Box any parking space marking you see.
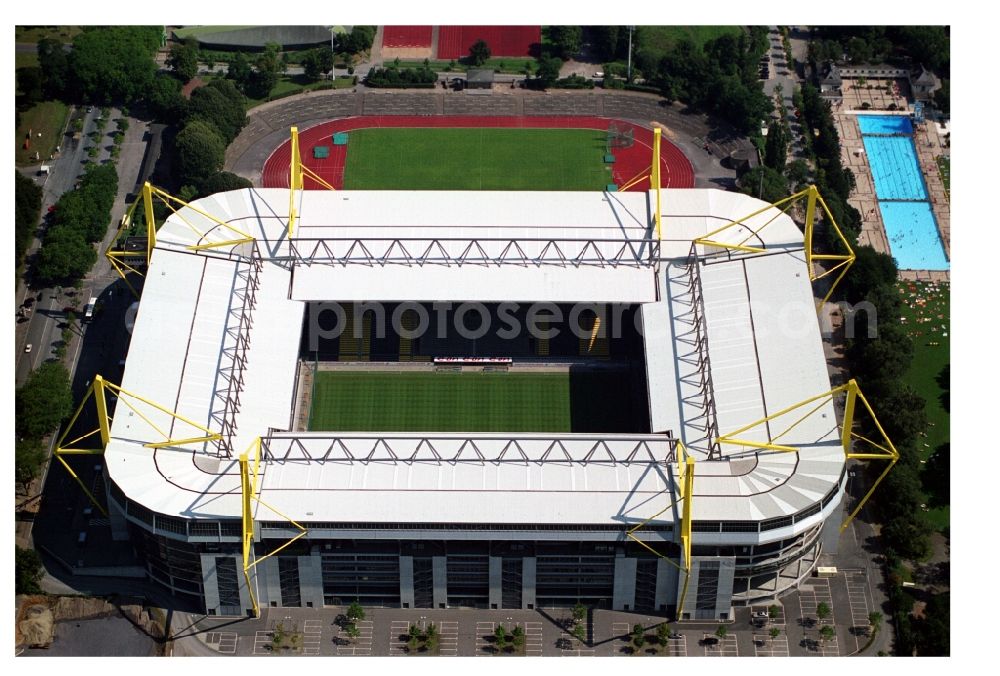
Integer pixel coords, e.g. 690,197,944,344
524,621,542,656
753,634,789,657
335,620,373,655
668,635,687,656
612,622,631,655
302,619,321,655
475,621,496,656
752,603,785,627
216,631,237,654
819,635,840,656
704,634,738,657
253,630,272,655
389,620,410,656
439,621,459,656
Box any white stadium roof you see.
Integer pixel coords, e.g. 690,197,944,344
105,187,844,532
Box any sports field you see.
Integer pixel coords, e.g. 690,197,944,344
309,370,642,433
342,128,612,191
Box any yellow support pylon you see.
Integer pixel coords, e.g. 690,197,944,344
714,379,898,532
626,440,695,619
239,436,308,617
652,127,663,240
691,185,855,312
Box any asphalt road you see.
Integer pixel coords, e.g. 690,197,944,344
15,107,150,388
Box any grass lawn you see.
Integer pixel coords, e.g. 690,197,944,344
15,100,69,166
343,128,611,190
896,279,950,530
15,26,83,44
636,26,743,60
398,57,536,74
172,25,256,39
309,370,640,433
16,52,39,68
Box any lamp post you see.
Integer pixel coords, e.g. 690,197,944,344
328,26,336,81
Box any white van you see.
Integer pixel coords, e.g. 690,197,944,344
38,165,51,175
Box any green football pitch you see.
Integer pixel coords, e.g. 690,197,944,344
342,128,613,191
308,370,642,433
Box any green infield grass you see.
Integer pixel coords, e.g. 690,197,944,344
309,370,641,433
342,128,612,190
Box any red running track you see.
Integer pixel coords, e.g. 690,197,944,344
437,26,540,59
262,116,695,191
382,26,433,49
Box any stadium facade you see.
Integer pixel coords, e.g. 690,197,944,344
99,185,849,619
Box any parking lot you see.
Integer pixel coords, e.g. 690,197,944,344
181,570,875,657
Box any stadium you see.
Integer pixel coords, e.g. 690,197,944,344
63,118,896,620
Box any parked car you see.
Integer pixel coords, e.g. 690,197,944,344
24,343,32,353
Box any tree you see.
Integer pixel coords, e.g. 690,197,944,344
571,623,586,643
816,602,831,622
226,52,253,92
167,37,200,83
341,26,376,55
146,73,187,123
737,166,789,204
33,226,97,287
346,623,360,639
548,26,583,60
407,623,420,651
819,625,836,642
769,626,781,642
868,611,883,634
302,46,334,81
15,361,74,440
763,121,787,171
15,171,42,270
37,37,69,99
714,625,728,640
17,66,44,104
346,601,365,622
15,546,44,594
174,120,226,188
68,27,159,104
631,624,645,648
469,39,491,67
656,622,671,646
494,625,508,652
534,56,563,88
934,79,950,116
511,625,524,650
187,79,246,144
882,511,932,560
15,437,47,489
915,592,949,655
768,604,781,620
201,171,253,197
572,602,586,623
839,245,898,304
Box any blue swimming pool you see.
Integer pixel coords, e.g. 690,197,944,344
858,114,949,271
878,202,949,270
861,135,928,200
858,115,913,135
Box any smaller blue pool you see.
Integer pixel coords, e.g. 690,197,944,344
858,115,913,135
861,135,928,201
879,202,949,270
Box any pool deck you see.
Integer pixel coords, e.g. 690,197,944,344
836,112,950,282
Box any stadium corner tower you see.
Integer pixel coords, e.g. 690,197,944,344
100,177,850,619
